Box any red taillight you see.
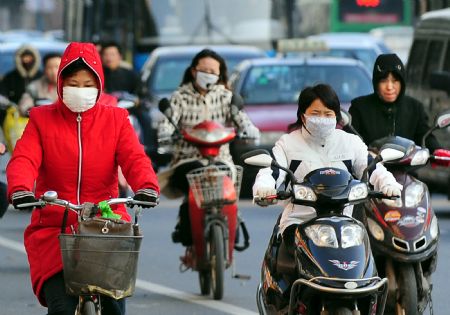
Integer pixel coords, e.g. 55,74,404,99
297,302,307,314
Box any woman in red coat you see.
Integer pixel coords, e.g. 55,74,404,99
6,42,160,315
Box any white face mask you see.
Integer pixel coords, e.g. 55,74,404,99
195,71,219,90
304,115,336,141
63,86,98,113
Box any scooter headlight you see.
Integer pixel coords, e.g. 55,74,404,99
348,183,368,201
305,224,338,248
367,218,384,241
341,225,364,248
293,185,317,201
404,181,425,208
411,149,430,166
430,215,439,240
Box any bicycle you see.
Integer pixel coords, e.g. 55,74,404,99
20,190,158,315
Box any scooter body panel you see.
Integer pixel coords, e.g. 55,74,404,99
297,216,373,280
366,171,438,261
188,176,238,269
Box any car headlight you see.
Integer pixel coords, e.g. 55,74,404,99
348,183,368,201
367,218,384,241
405,181,425,208
411,149,430,166
305,224,338,248
293,185,317,201
341,225,364,248
430,215,439,240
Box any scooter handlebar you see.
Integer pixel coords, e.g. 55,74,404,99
368,190,400,200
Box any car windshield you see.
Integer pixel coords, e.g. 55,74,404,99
149,54,261,94
240,64,372,105
314,49,378,71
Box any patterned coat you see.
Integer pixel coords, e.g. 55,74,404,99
158,82,258,166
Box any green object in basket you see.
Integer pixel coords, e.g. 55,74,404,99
98,201,122,219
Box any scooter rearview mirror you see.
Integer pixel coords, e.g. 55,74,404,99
339,109,351,127
241,149,273,167
436,111,450,129
158,98,172,117
380,147,405,162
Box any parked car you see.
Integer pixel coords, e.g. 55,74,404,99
304,32,391,71
405,8,450,197
139,44,267,168
229,56,373,197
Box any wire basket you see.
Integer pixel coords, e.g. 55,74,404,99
186,164,243,208
59,233,142,299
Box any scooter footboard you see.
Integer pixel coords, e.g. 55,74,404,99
288,277,388,315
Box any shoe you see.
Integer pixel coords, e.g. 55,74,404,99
172,229,181,243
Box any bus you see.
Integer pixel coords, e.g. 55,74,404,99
63,0,285,71
330,0,413,32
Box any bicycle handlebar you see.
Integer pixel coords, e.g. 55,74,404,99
17,192,158,212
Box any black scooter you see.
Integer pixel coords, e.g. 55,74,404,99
243,145,403,315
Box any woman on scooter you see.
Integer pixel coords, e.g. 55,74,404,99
349,53,450,166
252,84,402,287
6,42,160,315
158,48,259,247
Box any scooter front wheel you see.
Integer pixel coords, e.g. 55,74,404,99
210,225,225,300
323,307,352,315
82,299,97,315
199,270,211,295
396,265,418,315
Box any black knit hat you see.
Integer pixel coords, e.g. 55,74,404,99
372,53,405,98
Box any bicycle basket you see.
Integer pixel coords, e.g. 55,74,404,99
186,164,243,208
58,233,142,299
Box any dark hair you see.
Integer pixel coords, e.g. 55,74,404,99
100,41,121,55
42,52,62,67
287,84,341,132
180,49,228,88
60,58,95,80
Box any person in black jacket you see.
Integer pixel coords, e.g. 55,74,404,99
0,44,42,104
349,53,443,154
101,41,153,156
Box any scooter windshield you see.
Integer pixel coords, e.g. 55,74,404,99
304,168,352,188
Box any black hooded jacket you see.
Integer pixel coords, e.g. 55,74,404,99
349,53,440,152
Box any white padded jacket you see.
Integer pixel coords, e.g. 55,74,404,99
253,128,369,233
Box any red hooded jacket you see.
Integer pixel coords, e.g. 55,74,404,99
6,42,159,306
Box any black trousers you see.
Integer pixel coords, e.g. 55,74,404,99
43,272,125,315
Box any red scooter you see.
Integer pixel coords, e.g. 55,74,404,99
343,109,450,315
158,98,250,300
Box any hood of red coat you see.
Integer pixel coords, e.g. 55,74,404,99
56,42,104,102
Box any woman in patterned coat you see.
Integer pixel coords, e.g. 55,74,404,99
158,48,259,245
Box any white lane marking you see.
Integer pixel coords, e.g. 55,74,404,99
136,279,258,315
0,235,26,253
0,235,258,315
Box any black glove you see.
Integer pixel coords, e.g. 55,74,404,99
11,191,37,211
133,188,159,208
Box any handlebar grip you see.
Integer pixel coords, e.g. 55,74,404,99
369,191,399,200
431,155,450,161
277,191,292,200
17,201,44,208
